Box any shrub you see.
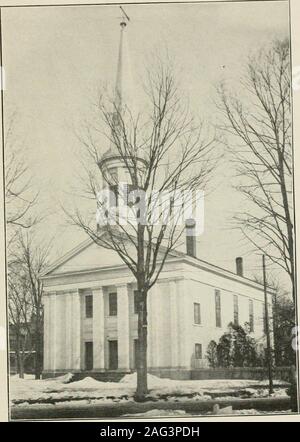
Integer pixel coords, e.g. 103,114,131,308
206,340,218,368
208,322,260,368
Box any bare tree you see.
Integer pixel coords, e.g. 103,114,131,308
68,63,217,400
9,230,51,379
253,273,296,367
4,112,39,247
8,263,34,378
218,39,294,301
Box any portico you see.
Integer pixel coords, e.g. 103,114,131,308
43,283,132,373
42,277,176,374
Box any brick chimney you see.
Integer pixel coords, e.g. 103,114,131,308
236,257,244,277
186,219,196,258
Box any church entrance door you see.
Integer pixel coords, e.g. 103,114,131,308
108,340,118,370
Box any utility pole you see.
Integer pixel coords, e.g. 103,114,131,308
262,254,274,395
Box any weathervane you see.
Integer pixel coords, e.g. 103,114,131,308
119,6,130,28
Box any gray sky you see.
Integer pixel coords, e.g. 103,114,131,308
2,1,291,287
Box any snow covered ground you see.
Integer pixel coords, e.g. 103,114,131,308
10,373,289,408
124,408,291,417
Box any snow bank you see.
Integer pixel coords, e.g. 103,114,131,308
11,374,35,381
120,373,169,388
63,377,106,389
10,373,289,407
271,388,289,398
54,373,74,384
40,373,74,384
243,387,288,399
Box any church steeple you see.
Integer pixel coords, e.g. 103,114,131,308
115,19,127,114
98,13,129,171
98,10,147,189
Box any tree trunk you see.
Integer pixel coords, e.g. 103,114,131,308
272,293,279,366
35,332,41,379
16,350,20,376
15,336,23,378
135,290,148,401
19,354,24,379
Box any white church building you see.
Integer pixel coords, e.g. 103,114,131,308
40,17,273,380
41,239,272,379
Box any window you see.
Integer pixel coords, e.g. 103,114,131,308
233,295,239,325
194,303,201,325
108,168,119,207
134,290,139,314
195,343,202,359
215,290,222,328
109,292,118,316
125,184,136,206
85,342,93,370
249,299,254,332
109,184,118,207
85,295,93,318
109,167,118,183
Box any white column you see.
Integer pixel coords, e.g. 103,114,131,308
51,293,57,371
150,284,160,368
56,294,67,370
72,290,82,370
169,280,179,367
147,288,153,368
93,287,105,370
65,293,73,370
178,278,191,368
43,295,50,370
117,284,130,370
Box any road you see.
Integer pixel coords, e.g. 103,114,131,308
11,396,291,420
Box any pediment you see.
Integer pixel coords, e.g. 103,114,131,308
42,233,179,277
43,238,129,276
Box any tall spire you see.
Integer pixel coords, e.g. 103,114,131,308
115,22,125,112
98,8,147,173
98,9,131,168
115,8,130,113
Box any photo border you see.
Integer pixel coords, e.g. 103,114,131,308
0,0,299,423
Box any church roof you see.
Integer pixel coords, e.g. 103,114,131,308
40,233,273,294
